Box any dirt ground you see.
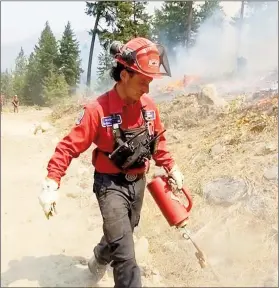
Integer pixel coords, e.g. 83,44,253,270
1,102,278,287
1,110,117,287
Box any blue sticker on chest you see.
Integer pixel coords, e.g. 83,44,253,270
101,115,122,127
144,110,156,121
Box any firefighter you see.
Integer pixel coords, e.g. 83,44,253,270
38,37,185,288
12,95,19,113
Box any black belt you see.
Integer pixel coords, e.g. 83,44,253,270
120,173,145,182
94,171,145,182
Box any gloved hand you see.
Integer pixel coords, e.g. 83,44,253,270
38,178,59,219
167,164,184,190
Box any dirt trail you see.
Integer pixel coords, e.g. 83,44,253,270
1,110,117,287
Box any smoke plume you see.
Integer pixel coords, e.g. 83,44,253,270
151,1,278,97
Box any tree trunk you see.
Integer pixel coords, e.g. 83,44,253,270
86,11,101,89
236,0,245,58
186,1,193,48
235,0,246,74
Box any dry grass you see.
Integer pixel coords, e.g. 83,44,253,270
50,92,278,287
139,93,278,287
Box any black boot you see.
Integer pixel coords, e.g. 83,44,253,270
88,255,107,283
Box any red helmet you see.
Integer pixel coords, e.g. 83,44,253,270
110,37,171,78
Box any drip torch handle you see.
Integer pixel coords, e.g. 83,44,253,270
181,187,193,212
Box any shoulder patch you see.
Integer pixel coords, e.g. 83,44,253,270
75,109,85,125
144,110,156,121
101,114,122,127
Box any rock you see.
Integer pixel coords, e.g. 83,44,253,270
36,129,42,135
33,123,42,135
265,143,277,153
203,177,247,206
197,84,227,107
210,143,226,156
33,121,52,135
264,166,278,180
66,190,81,199
135,236,149,264
40,121,51,132
255,143,277,156
244,195,275,219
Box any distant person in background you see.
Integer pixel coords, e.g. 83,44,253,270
12,95,19,113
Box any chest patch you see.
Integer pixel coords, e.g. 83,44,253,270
101,114,122,127
144,110,156,121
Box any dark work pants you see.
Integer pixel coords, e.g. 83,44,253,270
92,171,146,288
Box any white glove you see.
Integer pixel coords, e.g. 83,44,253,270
38,178,59,219
168,164,184,190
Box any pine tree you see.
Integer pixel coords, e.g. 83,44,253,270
197,0,225,26
58,21,83,93
95,46,114,93
97,1,151,46
36,21,59,81
85,1,118,88
13,47,28,98
96,47,113,79
22,21,60,105
42,64,69,106
130,1,151,38
1,69,14,101
22,52,41,105
110,1,151,42
152,2,200,51
95,1,151,87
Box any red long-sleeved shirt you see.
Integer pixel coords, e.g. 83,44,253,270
47,88,175,185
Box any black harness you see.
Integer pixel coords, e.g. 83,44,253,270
105,106,165,171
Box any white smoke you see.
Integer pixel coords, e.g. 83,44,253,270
240,2,278,77
151,1,278,96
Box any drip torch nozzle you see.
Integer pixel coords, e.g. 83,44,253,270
182,228,207,269
110,41,123,57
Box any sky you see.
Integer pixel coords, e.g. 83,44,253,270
1,1,241,45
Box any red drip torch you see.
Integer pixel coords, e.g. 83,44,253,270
147,175,207,268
